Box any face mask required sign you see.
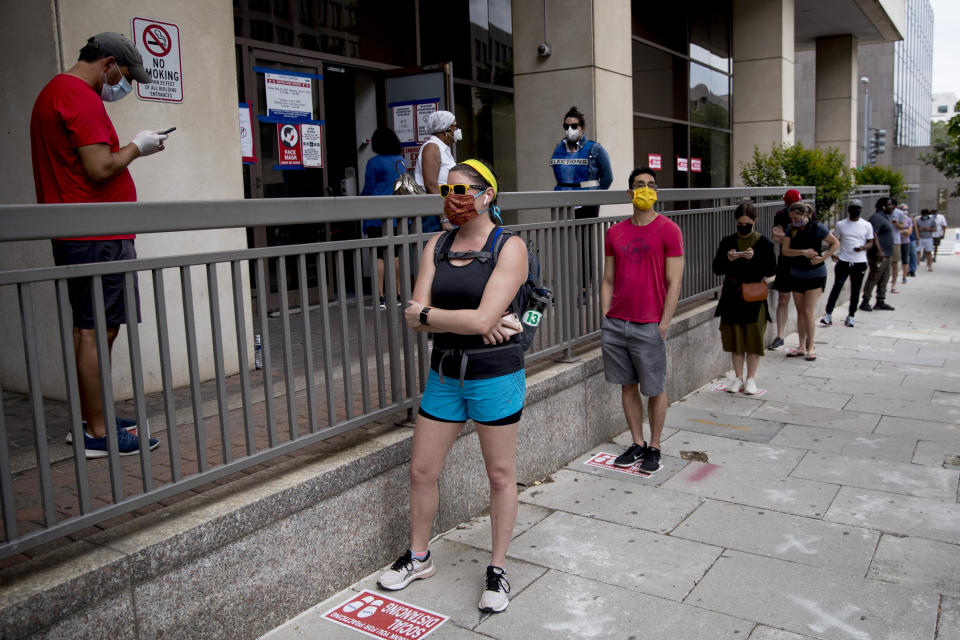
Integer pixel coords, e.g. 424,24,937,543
132,17,183,103
322,590,448,639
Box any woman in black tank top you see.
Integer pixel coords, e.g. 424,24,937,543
378,160,528,613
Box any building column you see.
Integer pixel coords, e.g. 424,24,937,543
815,35,858,165
512,0,632,208
731,0,795,185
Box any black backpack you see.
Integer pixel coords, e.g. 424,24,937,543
433,227,543,349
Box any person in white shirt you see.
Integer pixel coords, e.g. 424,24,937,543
415,110,459,231
821,200,874,328
932,209,948,262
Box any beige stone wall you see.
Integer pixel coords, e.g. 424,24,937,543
815,35,859,164
0,0,249,399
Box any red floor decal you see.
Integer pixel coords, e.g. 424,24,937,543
323,591,448,639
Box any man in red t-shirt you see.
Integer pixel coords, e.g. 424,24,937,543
601,167,684,473
30,32,168,458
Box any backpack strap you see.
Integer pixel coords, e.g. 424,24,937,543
434,227,502,264
433,229,457,265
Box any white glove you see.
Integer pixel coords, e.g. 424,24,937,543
132,130,168,156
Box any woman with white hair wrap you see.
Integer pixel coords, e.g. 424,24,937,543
415,110,459,231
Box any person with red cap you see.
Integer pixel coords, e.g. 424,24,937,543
767,189,802,349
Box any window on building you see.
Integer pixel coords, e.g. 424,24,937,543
938,105,948,113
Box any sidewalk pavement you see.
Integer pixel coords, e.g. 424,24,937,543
264,234,960,640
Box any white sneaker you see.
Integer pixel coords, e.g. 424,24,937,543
844,315,855,328
478,566,510,613
743,378,759,395
726,378,743,393
377,550,435,590
819,313,832,326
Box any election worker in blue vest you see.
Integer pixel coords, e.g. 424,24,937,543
549,105,613,219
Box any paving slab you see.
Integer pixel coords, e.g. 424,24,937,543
563,448,687,487
845,394,960,424
611,428,679,446
442,503,552,552
769,424,916,463
820,378,936,403
750,402,879,434
933,390,960,407
660,462,839,517
518,468,702,534
671,500,879,576
913,440,960,467
677,390,764,417
663,406,785,443
874,415,960,444
351,539,547,632
686,550,940,640
738,385,852,410
867,534,960,597
851,350,945,367
508,511,721,601
729,372,829,391
474,569,752,640
902,372,960,394
938,597,960,640
791,452,959,500
661,431,806,477
824,487,960,544
802,364,905,386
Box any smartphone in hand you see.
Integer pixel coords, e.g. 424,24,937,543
158,127,176,135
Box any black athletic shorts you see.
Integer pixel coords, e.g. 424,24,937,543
51,240,140,329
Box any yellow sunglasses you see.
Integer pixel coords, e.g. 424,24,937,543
439,183,487,198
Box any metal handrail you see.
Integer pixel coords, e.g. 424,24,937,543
0,186,815,558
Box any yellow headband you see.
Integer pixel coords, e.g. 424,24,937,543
462,159,497,197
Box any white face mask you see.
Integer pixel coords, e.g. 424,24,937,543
565,126,582,142
101,63,132,102
451,128,462,142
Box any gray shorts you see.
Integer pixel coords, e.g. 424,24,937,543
601,316,667,396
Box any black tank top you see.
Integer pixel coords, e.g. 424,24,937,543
429,227,524,380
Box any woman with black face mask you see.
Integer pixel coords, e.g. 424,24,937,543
712,200,777,395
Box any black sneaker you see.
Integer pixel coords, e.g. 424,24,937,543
767,337,784,350
874,301,895,311
640,447,661,473
859,301,873,312
613,442,646,467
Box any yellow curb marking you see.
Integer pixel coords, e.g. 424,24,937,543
691,419,751,431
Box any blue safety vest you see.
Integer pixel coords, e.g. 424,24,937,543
550,139,601,190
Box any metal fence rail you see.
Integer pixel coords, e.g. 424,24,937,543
0,186,813,558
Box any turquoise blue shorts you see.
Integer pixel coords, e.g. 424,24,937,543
418,369,525,425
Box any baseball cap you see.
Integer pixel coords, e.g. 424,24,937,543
848,199,863,209
784,189,802,205
87,33,151,84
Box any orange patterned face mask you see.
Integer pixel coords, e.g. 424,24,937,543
443,191,484,226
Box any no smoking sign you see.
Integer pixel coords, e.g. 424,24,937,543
132,17,183,103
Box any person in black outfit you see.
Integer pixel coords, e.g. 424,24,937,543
768,189,803,349
712,200,777,394
779,202,838,360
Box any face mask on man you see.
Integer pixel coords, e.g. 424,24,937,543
632,187,657,211
101,62,132,102
849,209,861,220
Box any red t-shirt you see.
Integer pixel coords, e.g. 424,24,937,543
30,74,136,240
604,214,684,323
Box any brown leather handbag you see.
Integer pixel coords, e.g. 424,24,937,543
741,281,769,302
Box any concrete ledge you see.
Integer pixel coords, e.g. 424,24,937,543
0,298,754,639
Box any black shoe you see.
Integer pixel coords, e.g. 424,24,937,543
874,302,895,311
640,447,661,473
767,337,784,350
859,302,873,312
613,442,646,467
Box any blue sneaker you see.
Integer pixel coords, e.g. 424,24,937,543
83,423,159,459
66,417,142,444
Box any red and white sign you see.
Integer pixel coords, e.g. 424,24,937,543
415,102,439,143
277,123,302,166
132,17,183,103
401,143,420,170
584,452,658,477
239,102,256,164
647,154,662,170
690,157,702,173
677,157,689,172
323,591,448,640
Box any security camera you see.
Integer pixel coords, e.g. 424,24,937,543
537,43,552,57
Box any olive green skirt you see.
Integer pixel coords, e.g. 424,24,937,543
719,306,767,356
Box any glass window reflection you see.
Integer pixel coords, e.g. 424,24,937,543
689,62,729,129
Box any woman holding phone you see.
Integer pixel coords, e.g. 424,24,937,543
712,200,777,394
377,159,527,614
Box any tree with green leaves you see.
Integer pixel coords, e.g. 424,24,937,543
922,102,960,196
739,143,855,215
854,165,906,201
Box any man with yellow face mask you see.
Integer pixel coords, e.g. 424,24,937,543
600,167,685,473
